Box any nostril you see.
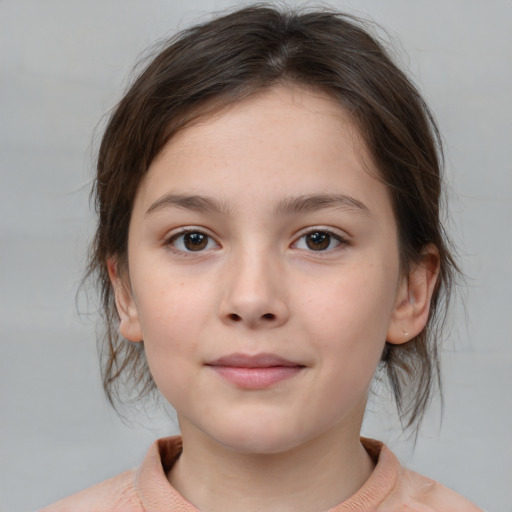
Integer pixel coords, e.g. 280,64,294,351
225,312,277,323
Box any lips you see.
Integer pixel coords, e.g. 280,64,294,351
206,353,305,389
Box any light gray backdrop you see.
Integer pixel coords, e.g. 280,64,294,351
1,1,511,511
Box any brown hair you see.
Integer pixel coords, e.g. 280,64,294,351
86,4,459,431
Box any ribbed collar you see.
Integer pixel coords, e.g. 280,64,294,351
135,436,399,511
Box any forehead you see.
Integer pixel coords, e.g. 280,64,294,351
134,84,390,218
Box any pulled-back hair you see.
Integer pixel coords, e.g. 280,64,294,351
86,4,459,431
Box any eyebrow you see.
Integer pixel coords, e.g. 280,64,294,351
145,193,371,217
274,194,371,216
146,194,231,216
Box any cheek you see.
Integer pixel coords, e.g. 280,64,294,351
139,287,207,349
297,262,398,382
134,272,225,374
138,288,206,409
300,262,398,340
132,256,213,335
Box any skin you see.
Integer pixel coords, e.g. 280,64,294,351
110,85,439,512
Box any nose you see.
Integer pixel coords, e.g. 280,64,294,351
219,249,290,329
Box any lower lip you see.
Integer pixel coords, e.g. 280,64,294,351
210,365,303,389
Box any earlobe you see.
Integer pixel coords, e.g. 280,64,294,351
386,245,440,344
107,257,143,343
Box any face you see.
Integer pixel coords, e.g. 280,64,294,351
113,85,422,454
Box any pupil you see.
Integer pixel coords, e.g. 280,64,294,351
306,232,330,250
184,232,207,251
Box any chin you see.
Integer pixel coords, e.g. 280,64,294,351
209,422,310,455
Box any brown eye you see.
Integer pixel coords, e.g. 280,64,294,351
169,230,217,252
305,231,331,251
294,230,344,252
183,232,208,251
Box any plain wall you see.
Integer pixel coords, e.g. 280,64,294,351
1,1,511,511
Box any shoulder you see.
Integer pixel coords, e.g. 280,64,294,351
330,439,482,512
383,465,483,512
39,469,143,512
38,436,186,512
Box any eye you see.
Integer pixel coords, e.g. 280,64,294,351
294,230,345,252
167,230,218,252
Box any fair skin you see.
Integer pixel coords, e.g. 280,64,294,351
109,85,439,512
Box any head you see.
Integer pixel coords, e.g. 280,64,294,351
87,4,458,434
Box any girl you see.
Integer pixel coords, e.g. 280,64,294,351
42,4,481,511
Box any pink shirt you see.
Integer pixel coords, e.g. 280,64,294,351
41,436,482,511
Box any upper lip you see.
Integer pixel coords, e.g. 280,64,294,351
206,353,303,368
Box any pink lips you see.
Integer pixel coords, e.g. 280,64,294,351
206,353,304,389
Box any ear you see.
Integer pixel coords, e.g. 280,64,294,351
107,257,143,343
386,245,440,344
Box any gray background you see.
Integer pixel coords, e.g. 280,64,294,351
1,1,511,511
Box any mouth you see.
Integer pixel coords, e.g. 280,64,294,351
206,353,306,389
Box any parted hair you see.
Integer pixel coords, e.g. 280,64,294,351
86,4,459,431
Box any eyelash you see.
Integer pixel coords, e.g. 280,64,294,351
293,229,348,253
165,228,219,254
164,228,349,254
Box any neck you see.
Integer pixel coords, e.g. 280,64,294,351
168,421,374,512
